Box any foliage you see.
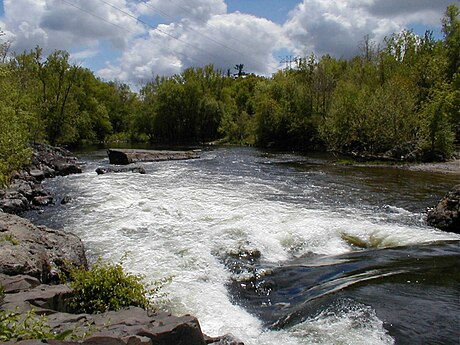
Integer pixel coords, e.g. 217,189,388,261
0,5,458,161
1,234,20,245
0,64,32,186
0,309,73,342
66,259,167,314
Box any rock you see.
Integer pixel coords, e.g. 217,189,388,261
29,169,46,181
96,166,146,175
0,143,82,215
52,158,83,176
1,283,74,313
427,185,460,233
107,149,200,165
205,334,245,345
9,180,34,200
0,213,87,283
61,196,72,205
0,274,41,293
0,190,31,214
30,142,82,177
32,195,54,206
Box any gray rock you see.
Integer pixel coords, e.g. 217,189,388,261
0,274,41,293
1,283,73,313
32,195,54,206
29,169,46,181
96,166,147,175
427,185,460,233
108,149,200,165
0,192,31,214
0,213,87,283
61,196,72,205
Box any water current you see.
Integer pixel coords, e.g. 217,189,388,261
27,146,460,345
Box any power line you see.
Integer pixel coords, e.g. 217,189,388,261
96,0,237,67
165,0,254,52
60,0,136,34
138,0,250,62
58,0,214,68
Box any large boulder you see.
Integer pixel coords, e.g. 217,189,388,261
427,185,460,233
0,213,87,283
107,149,200,165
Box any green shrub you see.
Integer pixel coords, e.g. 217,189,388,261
66,259,164,314
0,285,4,305
1,234,20,245
0,309,73,342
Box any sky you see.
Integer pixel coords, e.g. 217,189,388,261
0,0,456,86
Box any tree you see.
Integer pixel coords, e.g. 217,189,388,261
234,64,245,77
442,4,460,81
0,63,31,186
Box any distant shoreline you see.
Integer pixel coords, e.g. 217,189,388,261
401,159,460,175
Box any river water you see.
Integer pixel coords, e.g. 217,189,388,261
28,147,459,345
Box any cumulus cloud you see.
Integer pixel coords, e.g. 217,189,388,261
0,0,454,85
137,0,227,23
99,12,286,83
283,0,452,59
2,0,143,55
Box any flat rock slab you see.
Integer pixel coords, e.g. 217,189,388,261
108,149,200,165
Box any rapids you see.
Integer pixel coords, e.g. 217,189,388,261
28,147,460,345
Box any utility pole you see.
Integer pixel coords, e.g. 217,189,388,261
279,55,300,70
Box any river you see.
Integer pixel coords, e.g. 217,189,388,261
27,146,460,345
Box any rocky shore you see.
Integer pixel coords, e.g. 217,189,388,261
0,144,242,345
0,143,82,214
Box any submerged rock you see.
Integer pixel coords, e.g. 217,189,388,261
426,185,460,234
96,166,146,175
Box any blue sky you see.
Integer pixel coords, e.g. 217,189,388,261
0,0,453,84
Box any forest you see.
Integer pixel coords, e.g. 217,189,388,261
0,5,458,186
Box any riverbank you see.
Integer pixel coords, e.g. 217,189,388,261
403,158,460,174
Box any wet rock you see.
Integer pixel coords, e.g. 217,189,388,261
0,190,31,214
108,149,200,165
0,213,87,283
218,246,262,275
32,195,54,206
30,142,82,177
205,334,245,345
52,159,82,176
61,196,72,205
96,166,146,175
427,185,460,233
29,168,46,181
0,143,82,215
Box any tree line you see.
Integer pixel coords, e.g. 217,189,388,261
0,5,459,185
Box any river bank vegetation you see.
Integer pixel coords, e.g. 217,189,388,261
0,5,459,185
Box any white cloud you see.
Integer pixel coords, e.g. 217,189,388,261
98,12,286,83
136,0,227,23
0,0,454,85
2,0,144,55
283,0,452,59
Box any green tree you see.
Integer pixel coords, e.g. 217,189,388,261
442,4,460,81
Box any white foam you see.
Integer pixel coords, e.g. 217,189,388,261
54,152,458,345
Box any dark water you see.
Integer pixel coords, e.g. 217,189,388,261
227,241,460,345
28,147,460,345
